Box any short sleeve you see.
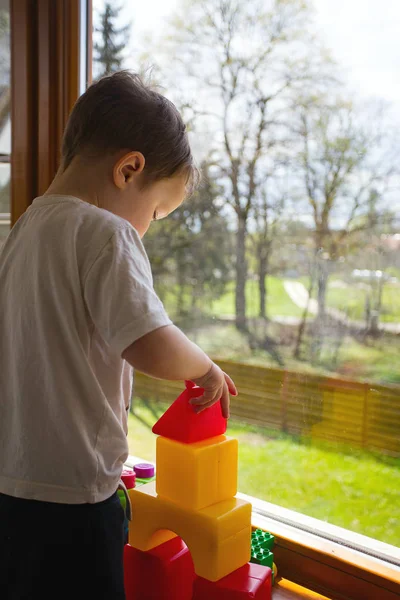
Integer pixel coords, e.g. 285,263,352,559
84,226,172,355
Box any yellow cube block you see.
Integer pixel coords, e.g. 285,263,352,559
128,481,251,581
155,434,238,510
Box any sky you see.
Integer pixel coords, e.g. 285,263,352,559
94,0,400,123
313,0,400,118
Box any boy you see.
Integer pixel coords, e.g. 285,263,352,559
0,71,237,599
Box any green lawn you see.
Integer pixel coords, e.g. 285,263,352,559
209,278,303,318
184,321,400,384
326,282,400,323
160,277,303,320
127,402,400,547
159,276,400,326
329,335,400,384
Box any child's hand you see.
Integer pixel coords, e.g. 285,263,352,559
189,362,238,419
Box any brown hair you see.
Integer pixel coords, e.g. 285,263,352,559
61,70,200,192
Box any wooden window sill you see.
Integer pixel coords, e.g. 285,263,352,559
240,491,400,600
272,579,331,599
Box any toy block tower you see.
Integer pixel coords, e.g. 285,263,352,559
126,381,272,599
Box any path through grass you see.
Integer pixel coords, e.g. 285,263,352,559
210,278,303,319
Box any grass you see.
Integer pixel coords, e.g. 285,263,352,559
185,321,400,385
127,402,400,547
161,275,400,326
160,277,304,320
129,276,400,548
326,282,400,323
210,278,304,318
330,335,400,384
161,273,400,383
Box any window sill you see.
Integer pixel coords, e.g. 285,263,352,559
126,455,400,599
240,491,400,600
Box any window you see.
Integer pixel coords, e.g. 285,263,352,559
0,0,10,244
92,0,400,551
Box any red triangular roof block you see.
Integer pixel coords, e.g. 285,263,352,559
152,382,227,443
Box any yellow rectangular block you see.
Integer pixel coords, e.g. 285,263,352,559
155,434,238,510
143,529,176,550
206,526,252,582
128,481,251,581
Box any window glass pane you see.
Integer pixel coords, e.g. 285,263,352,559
0,0,10,244
92,0,400,548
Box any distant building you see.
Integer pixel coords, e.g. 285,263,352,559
380,233,400,251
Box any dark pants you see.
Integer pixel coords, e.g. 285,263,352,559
0,491,126,600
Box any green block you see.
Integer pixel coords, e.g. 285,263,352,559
251,529,275,551
250,547,274,568
250,529,275,569
117,489,126,511
135,475,156,486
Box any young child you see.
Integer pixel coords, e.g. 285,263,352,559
0,71,237,600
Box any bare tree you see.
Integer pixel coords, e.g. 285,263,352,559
161,0,329,331
294,96,398,358
250,178,287,319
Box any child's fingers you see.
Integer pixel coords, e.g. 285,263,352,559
190,386,223,412
220,383,230,419
223,372,238,396
191,383,230,418
193,398,218,413
190,389,220,407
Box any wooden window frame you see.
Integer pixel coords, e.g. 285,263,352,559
10,0,92,224
246,493,400,600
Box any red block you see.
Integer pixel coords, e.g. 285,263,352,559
193,563,272,600
152,383,227,443
124,537,195,600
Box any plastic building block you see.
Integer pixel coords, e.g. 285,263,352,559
121,468,136,489
152,385,227,443
135,475,156,486
272,563,277,585
156,435,238,510
124,538,195,600
251,529,275,551
128,481,251,581
133,463,155,478
140,528,177,550
193,562,272,600
250,529,274,568
118,489,127,511
185,380,196,389
118,489,129,544
250,548,273,568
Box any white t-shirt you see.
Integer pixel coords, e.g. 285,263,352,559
0,195,171,504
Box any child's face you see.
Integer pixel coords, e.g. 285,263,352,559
129,173,188,238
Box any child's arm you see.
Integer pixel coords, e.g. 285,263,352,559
122,324,237,418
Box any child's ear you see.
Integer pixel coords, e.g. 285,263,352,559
113,151,145,189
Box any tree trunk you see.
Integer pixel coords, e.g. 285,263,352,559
312,262,329,363
235,214,248,331
317,259,329,321
369,276,384,335
294,274,315,359
258,254,267,319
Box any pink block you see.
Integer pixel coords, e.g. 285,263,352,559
124,537,195,600
193,562,272,600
